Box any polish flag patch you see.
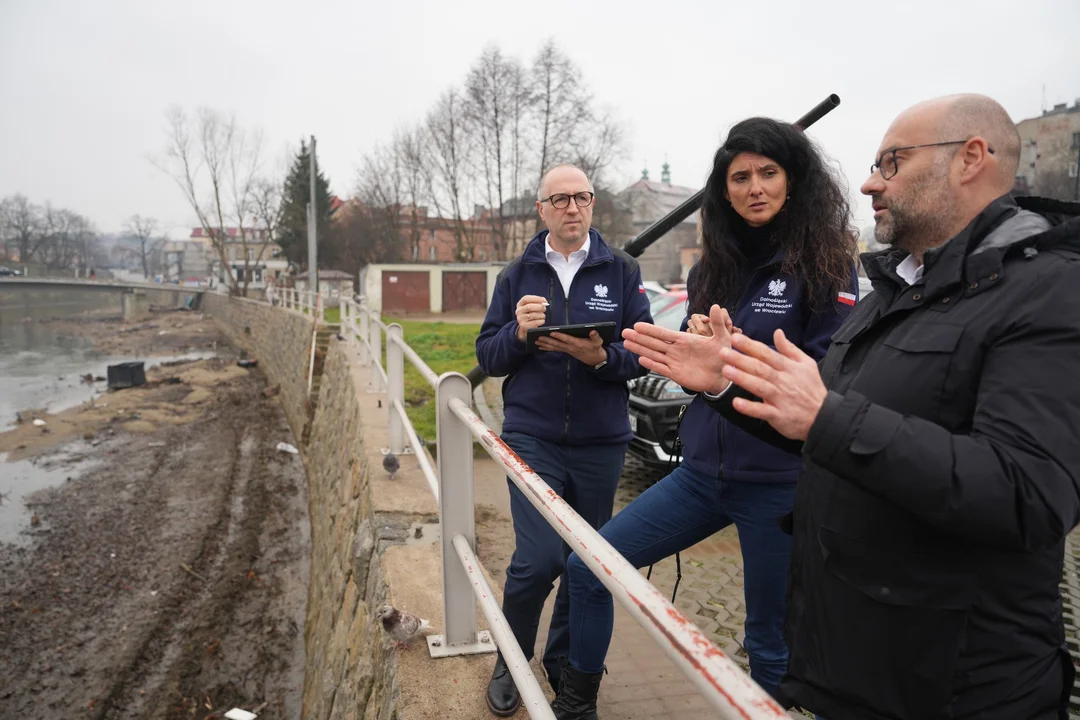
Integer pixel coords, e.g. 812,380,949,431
838,292,857,306
638,284,646,293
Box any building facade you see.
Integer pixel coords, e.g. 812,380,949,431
1015,99,1080,202
617,163,701,284
189,227,290,290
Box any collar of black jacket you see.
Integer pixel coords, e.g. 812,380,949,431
862,194,1080,299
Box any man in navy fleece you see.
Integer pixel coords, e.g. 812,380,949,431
476,164,652,716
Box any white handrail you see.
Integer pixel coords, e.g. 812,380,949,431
451,533,554,719
391,399,439,501
446,396,785,719
391,333,440,388
319,296,782,719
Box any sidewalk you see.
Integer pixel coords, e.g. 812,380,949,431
475,378,753,719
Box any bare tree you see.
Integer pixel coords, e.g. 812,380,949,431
32,206,99,274
249,177,285,287
0,194,42,264
425,89,482,262
356,140,407,259
397,125,433,262
465,46,530,260
530,42,591,192
124,214,165,278
526,41,628,241
155,106,275,296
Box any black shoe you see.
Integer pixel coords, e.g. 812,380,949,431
551,656,604,720
486,653,521,717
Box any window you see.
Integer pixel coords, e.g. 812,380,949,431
1070,162,1079,179
253,269,263,283
1072,132,1080,149
247,248,254,262
429,245,436,261
412,243,419,261
480,249,488,261
236,267,245,281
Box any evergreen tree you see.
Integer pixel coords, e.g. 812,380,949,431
277,139,334,268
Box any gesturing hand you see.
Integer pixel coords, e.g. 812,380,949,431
621,304,734,395
719,329,828,441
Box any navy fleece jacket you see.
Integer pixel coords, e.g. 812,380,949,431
476,229,652,445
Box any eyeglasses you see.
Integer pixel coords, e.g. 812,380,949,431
540,191,594,209
870,140,995,180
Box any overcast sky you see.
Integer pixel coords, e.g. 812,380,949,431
2,0,1078,240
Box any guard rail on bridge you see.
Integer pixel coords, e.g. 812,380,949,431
336,295,787,720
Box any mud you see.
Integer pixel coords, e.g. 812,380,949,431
0,315,309,719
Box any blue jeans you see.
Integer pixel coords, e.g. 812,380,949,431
566,462,796,697
500,431,627,687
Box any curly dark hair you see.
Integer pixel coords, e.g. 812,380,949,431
689,117,857,316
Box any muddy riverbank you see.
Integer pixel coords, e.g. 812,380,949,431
0,312,310,719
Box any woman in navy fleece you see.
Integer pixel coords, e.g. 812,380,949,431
552,118,859,717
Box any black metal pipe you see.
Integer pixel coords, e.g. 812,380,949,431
468,94,842,388
793,93,841,131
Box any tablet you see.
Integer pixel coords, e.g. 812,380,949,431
526,322,617,353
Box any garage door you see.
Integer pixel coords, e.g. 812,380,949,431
382,271,429,314
442,271,488,311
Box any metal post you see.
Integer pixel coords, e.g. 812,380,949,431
358,300,370,365
1073,139,1079,202
308,135,318,295
427,372,496,657
369,317,382,391
340,297,346,330
386,324,405,453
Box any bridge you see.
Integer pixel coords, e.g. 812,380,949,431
0,277,204,322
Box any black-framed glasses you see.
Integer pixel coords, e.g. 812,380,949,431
541,191,594,209
871,140,995,180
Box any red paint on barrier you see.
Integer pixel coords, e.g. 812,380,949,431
637,601,785,719
464,402,781,717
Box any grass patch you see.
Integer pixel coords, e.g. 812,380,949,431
330,310,485,449
380,317,481,443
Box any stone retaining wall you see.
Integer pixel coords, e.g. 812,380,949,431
200,293,316,439
202,296,453,718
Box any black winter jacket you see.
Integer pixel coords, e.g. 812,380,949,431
709,194,1080,720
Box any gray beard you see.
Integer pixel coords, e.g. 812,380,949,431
875,166,955,258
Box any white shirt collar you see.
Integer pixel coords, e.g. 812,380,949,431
896,253,924,286
544,231,590,262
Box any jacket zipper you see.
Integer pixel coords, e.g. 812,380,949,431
557,272,572,443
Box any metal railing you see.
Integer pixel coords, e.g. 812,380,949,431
268,286,322,316
338,296,787,720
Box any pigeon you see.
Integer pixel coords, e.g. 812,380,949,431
382,451,400,480
377,604,430,650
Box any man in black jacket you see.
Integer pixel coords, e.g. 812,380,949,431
621,94,1080,720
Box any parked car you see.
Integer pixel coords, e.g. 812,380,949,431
628,289,690,467
641,280,668,303
0,265,22,277
627,279,876,468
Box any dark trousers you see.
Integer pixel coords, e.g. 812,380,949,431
567,462,796,697
499,431,627,686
